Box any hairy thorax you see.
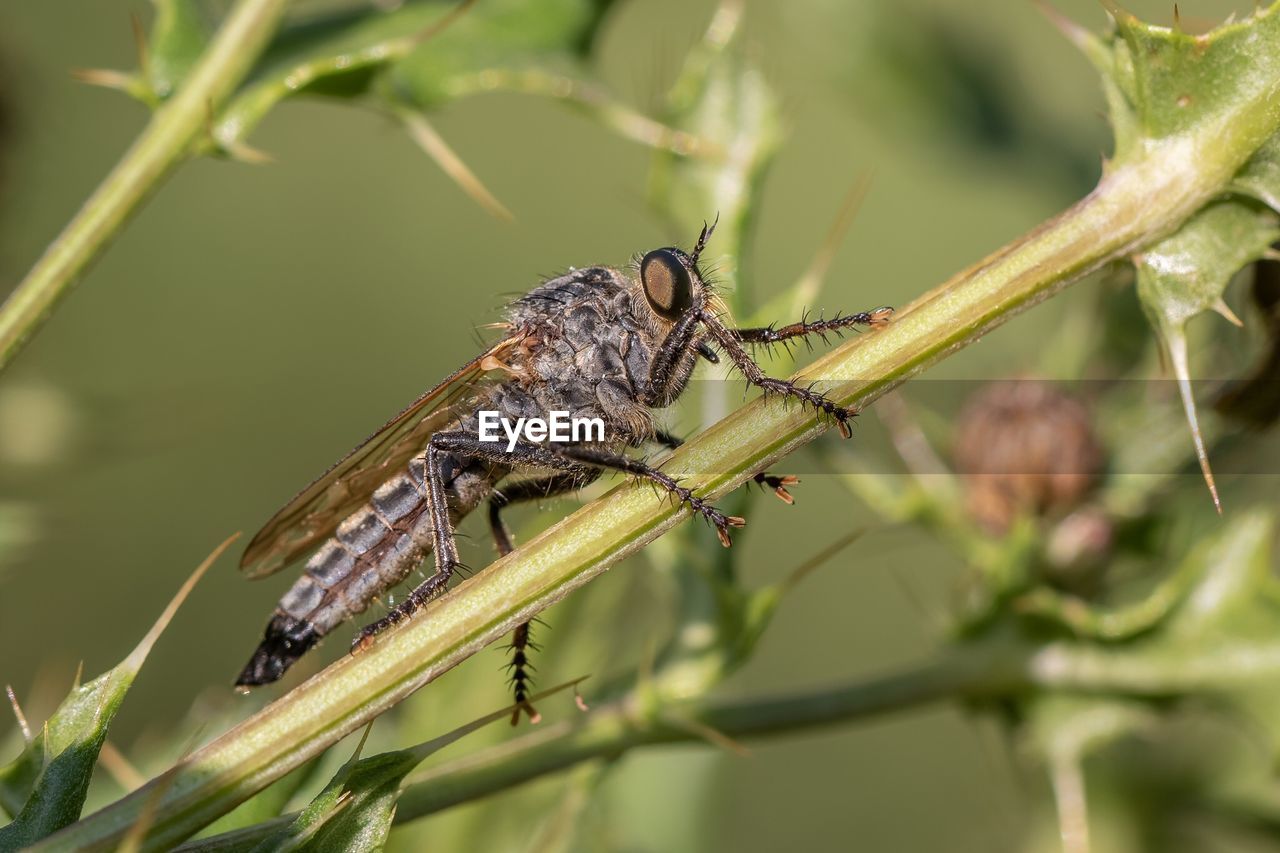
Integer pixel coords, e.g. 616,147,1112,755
492,265,694,446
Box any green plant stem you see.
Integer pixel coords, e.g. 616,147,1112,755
175,646,1014,851
0,0,291,371
181,626,1280,851
400,637,1280,824
36,67,1280,852
395,646,1013,822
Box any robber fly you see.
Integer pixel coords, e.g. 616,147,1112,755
236,223,892,719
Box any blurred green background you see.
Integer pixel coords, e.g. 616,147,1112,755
0,1,1271,850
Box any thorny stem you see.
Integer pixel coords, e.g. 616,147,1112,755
182,631,1280,849
395,636,1280,826
176,646,1014,850
36,40,1280,853
0,0,292,371
394,646,1012,823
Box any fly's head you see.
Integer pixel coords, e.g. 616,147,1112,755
639,246,701,321
634,218,720,328
622,221,728,411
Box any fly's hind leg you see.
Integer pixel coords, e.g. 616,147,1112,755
488,471,601,724
351,436,470,653
652,430,798,505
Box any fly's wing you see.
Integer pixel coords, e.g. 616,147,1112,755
239,336,523,578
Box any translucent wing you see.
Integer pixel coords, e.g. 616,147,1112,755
240,336,522,578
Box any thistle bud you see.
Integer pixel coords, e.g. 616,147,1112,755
952,379,1103,535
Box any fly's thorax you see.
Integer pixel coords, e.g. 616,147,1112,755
501,267,674,443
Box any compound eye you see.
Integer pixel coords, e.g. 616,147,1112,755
640,248,694,320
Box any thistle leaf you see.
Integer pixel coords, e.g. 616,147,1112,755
194,757,325,842
0,535,235,847
1161,508,1276,640
213,0,615,153
247,679,584,853
1083,4,1280,163
1136,201,1280,329
1064,2,1280,510
1231,132,1280,212
1134,201,1280,510
147,0,211,100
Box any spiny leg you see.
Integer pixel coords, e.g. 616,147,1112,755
351,437,466,652
488,472,599,724
642,305,705,407
433,434,745,546
700,309,882,438
729,307,893,347
652,430,798,504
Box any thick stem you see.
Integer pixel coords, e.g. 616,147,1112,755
0,0,291,371
37,68,1280,853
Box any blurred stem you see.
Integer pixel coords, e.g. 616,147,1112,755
179,646,1013,850
0,0,291,371
39,50,1280,852
394,646,1011,823
182,628,1280,850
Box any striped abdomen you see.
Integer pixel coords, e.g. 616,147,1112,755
235,453,497,687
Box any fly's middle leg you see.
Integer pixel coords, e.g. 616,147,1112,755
433,434,745,547
652,430,799,505
488,471,600,724
488,471,602,556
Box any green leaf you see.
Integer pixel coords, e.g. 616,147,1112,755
1136,201,1279,330
248,679,584,853
1160,508,1278,641
1231,131,1280,212
195,757,324,841
1061,3,1280,511
249,745,415,853
214,0,616,152
147,0,211,100
0,535,234,848
72,1,211,107
1134,200,1280,509
1081,4,1280,163
385,0,612,108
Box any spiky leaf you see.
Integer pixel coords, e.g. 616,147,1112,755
248,680,582,853
214,0,614,152
0,537,232,847
1077,5,1280,163
1232,132,1280,212
147,0,211,99
1136,200,1279,328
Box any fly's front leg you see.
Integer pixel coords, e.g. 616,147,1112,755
700,309,876,438
351,435,467,652
434,434,745,547
489,472,600,725
642,307,704,407
652,430,798,504
730,307,894,348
